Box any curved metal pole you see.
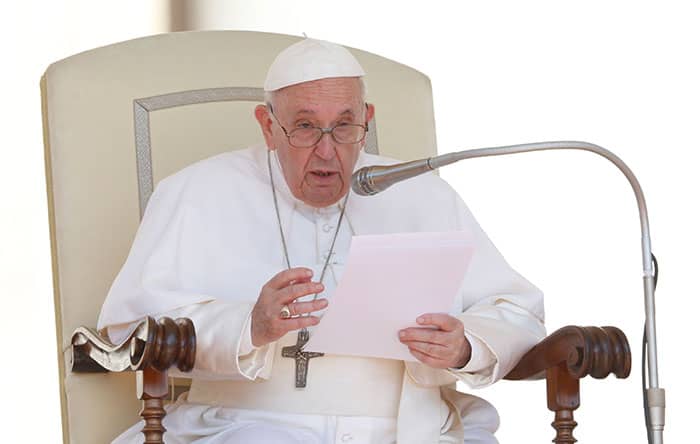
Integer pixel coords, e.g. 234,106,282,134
429,141,664,443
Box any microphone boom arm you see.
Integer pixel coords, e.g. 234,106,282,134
354,140,665,443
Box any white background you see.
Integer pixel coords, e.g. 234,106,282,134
1,1,697,442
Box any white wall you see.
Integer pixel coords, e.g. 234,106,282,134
0,0,167,441
2,0,696,442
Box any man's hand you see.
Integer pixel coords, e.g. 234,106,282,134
251,268,328,347
398,313,472,369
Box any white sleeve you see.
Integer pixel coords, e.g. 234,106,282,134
99,176,275,381
107,300,275,381
456,331,497,374
450,192,546,388
406,190,545,389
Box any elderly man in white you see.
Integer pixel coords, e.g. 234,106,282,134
99,38,546,444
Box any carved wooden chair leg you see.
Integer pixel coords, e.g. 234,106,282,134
137,367,169,444
547,363,580,444
71,316,196,443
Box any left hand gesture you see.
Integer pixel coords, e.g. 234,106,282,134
399,313,472,369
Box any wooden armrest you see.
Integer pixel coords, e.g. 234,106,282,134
505,326,631,444
506,325,631,381
71,316,196,373
71,317,196,444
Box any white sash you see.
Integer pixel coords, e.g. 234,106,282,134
188,331,405,417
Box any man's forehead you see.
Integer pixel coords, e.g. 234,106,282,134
281,77,362,96
292,108,357,117
275,78,364,116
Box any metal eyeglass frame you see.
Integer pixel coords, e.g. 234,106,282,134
266,104,369,148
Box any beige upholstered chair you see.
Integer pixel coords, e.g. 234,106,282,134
42,31,630,444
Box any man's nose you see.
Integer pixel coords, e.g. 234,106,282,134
313,132,336,160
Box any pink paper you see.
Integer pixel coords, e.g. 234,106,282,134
304,231,474,361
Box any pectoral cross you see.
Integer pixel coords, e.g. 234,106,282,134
281,329,324,388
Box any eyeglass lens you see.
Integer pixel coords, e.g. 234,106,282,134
290,125,365,147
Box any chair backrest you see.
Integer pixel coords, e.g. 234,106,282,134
42,30,438,443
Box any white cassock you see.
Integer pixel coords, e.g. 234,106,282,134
98,144,546,444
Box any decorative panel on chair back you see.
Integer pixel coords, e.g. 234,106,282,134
41,30,437,443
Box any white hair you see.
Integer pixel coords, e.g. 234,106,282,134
264,77,367,110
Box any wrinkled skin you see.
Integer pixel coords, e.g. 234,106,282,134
255,77,372,208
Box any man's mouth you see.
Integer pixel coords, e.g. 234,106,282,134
311,170,337,177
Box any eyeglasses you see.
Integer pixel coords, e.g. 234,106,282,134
268,107,368,148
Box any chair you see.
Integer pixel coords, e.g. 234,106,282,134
41,30,630,444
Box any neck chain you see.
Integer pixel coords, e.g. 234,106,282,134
267,150,349,306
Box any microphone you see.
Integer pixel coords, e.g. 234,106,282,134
351,150,471,196
351,143,534,196
352,141,665,444
351,158,434,196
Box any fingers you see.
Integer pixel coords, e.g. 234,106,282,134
253,268,329,347
401,338,449,360
409,348,445,368
416,313,462,332
286,299,328,317
282,315,322,331
399,327,449,345
262,269,324,305
265,267,314,290
399,315,470,368
251,313,322,347
399,325,450,360
402,337,469,369
278,281,324,305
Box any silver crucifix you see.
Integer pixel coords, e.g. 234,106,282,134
281,329,324,388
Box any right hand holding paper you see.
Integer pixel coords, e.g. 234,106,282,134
304,231,474,361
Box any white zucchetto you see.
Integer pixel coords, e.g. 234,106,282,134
264,38,366,92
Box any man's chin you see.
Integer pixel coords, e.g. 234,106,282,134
300,188,346,208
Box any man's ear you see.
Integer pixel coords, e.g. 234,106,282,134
254,104,275,150
365,103,375,124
